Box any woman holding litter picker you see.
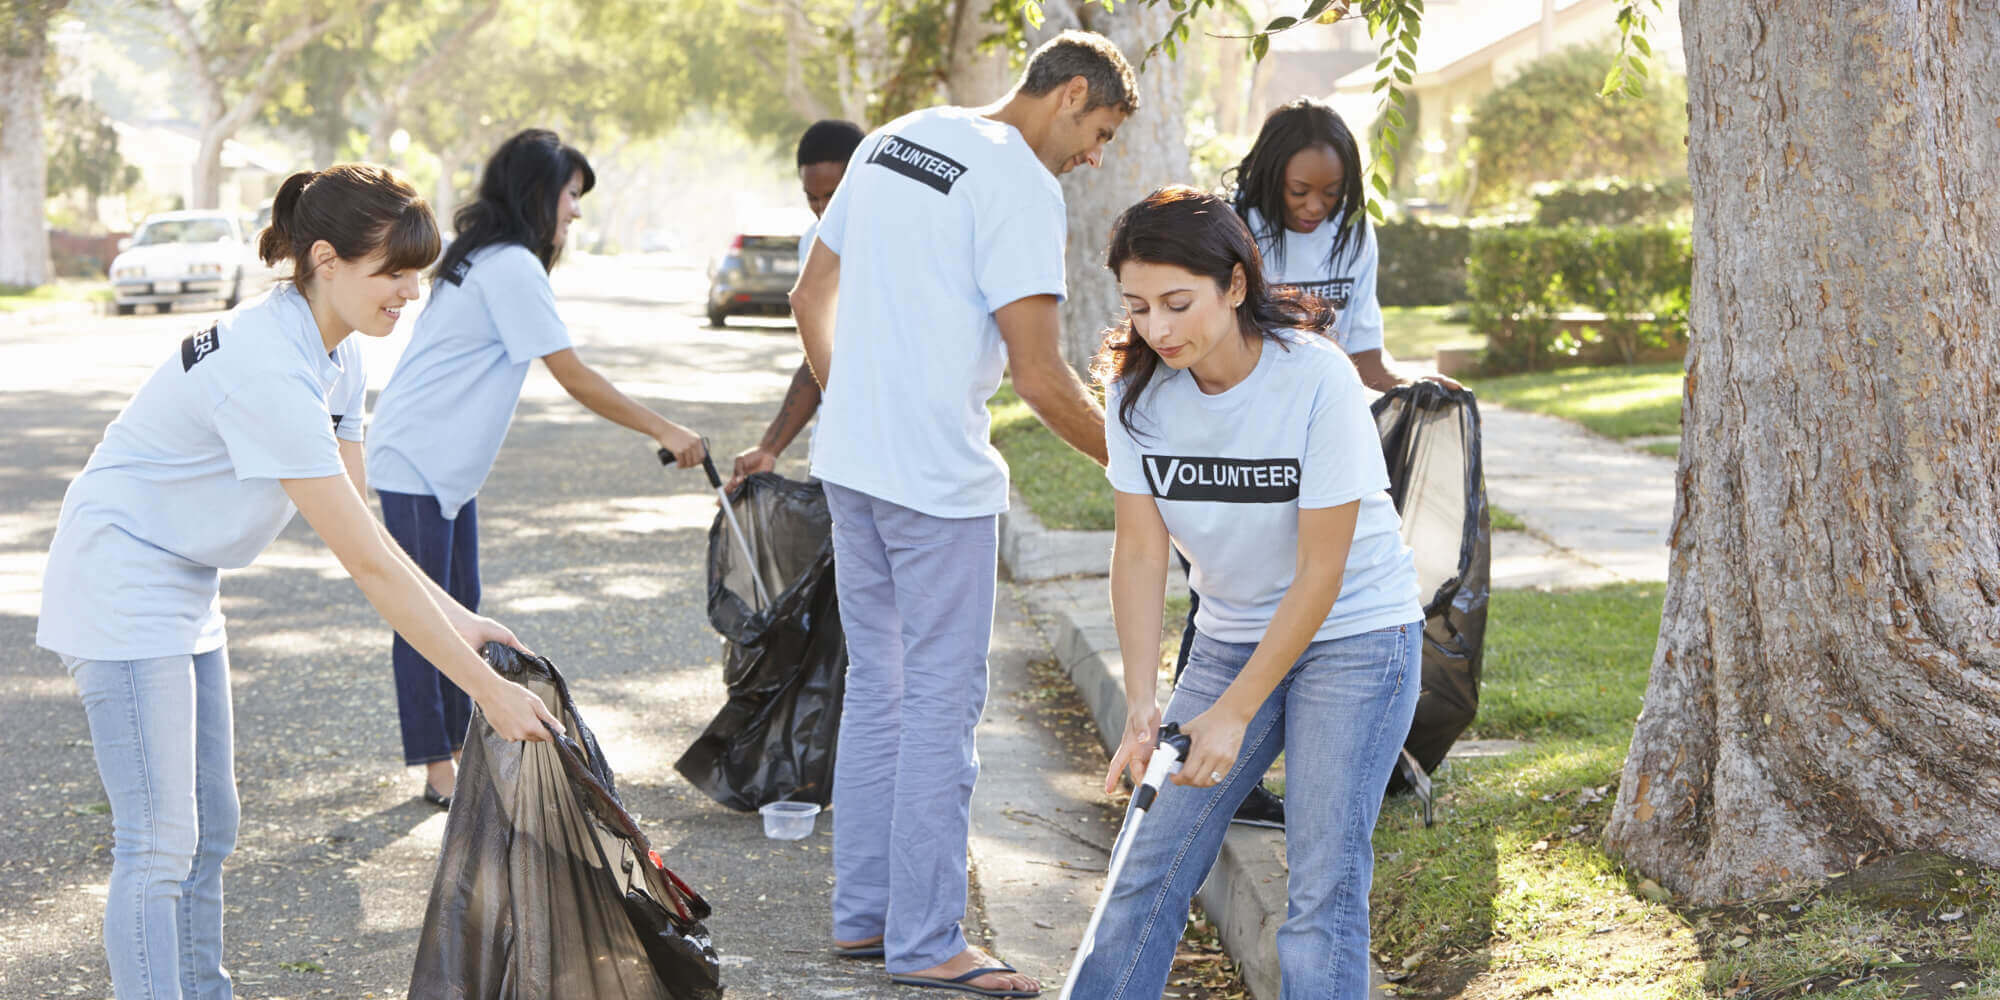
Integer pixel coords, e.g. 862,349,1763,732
366,128,706,809
1068,186,1422,1000
36,164,562,1000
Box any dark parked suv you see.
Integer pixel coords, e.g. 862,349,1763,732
705,234,800,326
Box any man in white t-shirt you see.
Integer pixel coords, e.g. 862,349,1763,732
787,30,1136,997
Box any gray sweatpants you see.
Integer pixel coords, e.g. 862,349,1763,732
823,481,998,973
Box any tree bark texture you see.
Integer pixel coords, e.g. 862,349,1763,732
0,7,52,288
1037,1,1189,372
1602,1,2000,903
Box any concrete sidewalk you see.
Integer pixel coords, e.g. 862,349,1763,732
997,399,1679,998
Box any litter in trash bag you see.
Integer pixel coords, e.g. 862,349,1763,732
676,472,847,812
1372,382,1491,822
410,643,723,1000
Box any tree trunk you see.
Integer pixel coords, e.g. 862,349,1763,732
941,0,1011,106
192,118,227,210
1601,1,2000,904
1045,2,1190,371
0,15,51,288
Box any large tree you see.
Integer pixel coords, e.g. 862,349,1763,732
1599,2,2000,902
143,0,386,208
1021,0,1191,369
1,0,66,288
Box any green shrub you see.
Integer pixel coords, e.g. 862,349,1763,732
1375,218,1471,306
1533,178,1692,226
1469,224,1691,372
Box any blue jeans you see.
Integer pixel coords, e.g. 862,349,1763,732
379,491,478,766
822,482,997,973
67,649,239,1000
1069,623,1422,1000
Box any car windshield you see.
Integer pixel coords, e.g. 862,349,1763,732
135,219,235,246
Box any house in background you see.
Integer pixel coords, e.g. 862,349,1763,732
1327,0,1686,209
107,121,291,223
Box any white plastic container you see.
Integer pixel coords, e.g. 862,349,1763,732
760,800,821,840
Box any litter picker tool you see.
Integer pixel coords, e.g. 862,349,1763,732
662,441,773,609
1060,723,1194,1000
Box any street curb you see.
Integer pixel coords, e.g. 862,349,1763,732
997,487,1114,581
1032,582,1397,999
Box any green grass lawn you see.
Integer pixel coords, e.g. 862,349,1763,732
1371,582,2000,998
990,381,1115,532
1466,361,1685,441
1383,304,1485,364
0,279,111,314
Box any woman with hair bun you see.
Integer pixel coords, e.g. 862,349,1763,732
365,128,705,807
36,163,562,999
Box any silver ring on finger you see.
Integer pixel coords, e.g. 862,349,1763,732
1209,771,1223,783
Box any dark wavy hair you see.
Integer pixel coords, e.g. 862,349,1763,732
433,128,594,282
258,164,438,289
1091,186,1336,439
1225,98,1367,276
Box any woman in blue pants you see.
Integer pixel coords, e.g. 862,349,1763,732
1070,186,1423,999
36,164,559,999
366,129,705,806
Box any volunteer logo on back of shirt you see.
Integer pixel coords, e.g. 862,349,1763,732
1282,277,1354,309
1143,455,1301,503
181,324,221,371
869,134,969,195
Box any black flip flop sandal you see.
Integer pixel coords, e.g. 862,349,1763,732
890,965,1039,997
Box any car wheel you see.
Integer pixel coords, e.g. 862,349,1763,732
707,309,728,328
223,275,241,310
114,303,136,316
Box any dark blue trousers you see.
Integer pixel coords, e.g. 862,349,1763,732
379,490,479,766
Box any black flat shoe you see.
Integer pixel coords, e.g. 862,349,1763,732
423,784,453,810
1229,783,1285,829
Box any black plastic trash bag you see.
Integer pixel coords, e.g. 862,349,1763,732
410,644,723,1000
1372,382,1491,816
675,472,847,812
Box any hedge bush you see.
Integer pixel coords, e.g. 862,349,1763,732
1533,178,1691,227
1375,218,1472,307
1469,224,1691,372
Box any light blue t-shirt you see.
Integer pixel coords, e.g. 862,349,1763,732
1245,207,1383,355
809,106,1068,518
1105,332,1420,644
366,243,572,518
37,284,363,660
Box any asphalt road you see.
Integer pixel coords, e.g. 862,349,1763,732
0,254,941,999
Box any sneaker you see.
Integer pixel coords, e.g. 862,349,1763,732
1230,784,1285,829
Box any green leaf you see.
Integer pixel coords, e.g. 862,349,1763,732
1251,33,1269,61
1376,54,1394,71
1304,0,1334,19
1367,198,1386,223
1623,75,1643,98
1398,48,1417,70
1633,33,1652,57
1394,67,1411,84
1372,172,1390,196
1386,106,1405,128
1598,64,1625,98
1373,75,1391,93
1265,15,1297,31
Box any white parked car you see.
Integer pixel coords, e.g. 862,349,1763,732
109,210,266,315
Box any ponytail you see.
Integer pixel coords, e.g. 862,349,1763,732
258,170,315,268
